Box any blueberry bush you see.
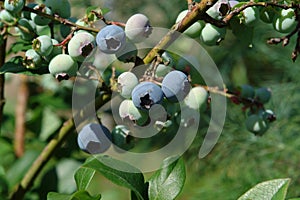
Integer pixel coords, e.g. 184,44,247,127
0,0,300,199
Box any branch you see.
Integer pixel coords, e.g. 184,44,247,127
22,6,100,33
143,0,219,64
10,92,111,200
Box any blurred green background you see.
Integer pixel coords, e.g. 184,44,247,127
1,0,300,199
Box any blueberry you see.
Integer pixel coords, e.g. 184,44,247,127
68,32,96,62
241,7,260,27
162,70,190,102
44,0,71,19
131,82,163,110
161,52,174,67
245,114,269,136
49,54,78,81
36,24,51,36
96,25,126,54
0,9,16,24
77,123,112,154
184,86,207,110
273,8,296,33
240,84,255,99
111,125,134,151
31,5,52,26
176,10,204,38
22,3,37,19
125,13,152,43
24,49,42,69
45,39,62,61
32,35,53,56
260,6,275,24
16,18,36,41
200,23,226,46
4,0,25,13
119,99,149,126
155,64,171,78
255,87,272,104
117,72,139,99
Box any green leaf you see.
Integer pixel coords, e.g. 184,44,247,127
0,56,27,74
39,107,62,141
56,159,82,194
86,6,99,15
71,191,101,200
0,56,49,75
47,192,72,200
238,178,291,200
6,150,39,189
289,199,300,200
47,191,101,200
100,8,110,15
148,156,186,200
230,17,254,47
74,167,95,190
82,156,146,200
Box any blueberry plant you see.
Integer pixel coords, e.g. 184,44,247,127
0,0,299,200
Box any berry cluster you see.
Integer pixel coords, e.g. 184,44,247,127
233,85,275,136
176,0,297,46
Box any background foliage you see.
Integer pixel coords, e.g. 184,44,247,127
1,0,300,199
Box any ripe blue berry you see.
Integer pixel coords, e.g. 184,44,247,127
125,13,152,43
68,32,96,62
32,35,53,56
44,0,71,19
119,99,149,126
117,72,139,99
162,70,190,102
131,82,163,110
49,54,78,81
96,25,126,54
77,123,112,154
31,5,52,26
4,0,25,13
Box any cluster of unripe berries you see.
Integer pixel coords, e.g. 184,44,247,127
237,85,275,136
177,0,297,46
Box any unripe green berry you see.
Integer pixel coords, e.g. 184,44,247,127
49,54,78,80
32,35,53,56
255,87,272,104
